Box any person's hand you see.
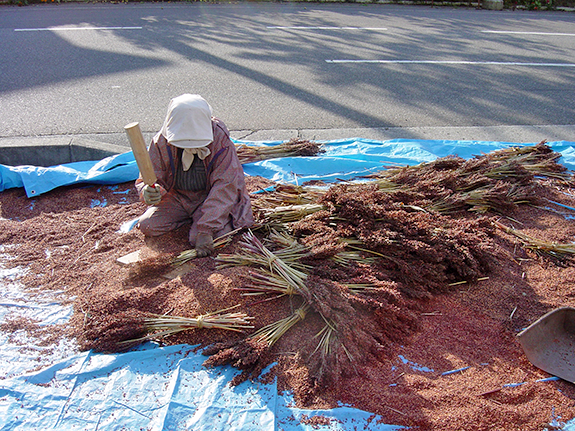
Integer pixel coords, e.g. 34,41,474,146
195,232,214,257
142,184,162,206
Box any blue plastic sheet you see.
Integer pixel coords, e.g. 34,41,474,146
0,342,404,431
0,151,139,197
2,139,575,197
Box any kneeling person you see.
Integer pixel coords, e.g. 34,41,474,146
135,94,253,257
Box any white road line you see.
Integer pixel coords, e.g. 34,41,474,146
482,30,575,36
267,26,387,30
325,59,575,67
14,26,143,32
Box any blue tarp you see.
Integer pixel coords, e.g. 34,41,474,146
1,138,575,430
2,138,575,197
0,151,140,198
0,343,404,431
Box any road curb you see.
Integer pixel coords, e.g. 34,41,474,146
0,136,128,166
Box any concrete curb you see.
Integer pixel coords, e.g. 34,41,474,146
0,136,129,167
2,125,575,167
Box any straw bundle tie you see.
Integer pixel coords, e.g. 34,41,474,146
196,315,205,329
285,285,297,296
296,307,307,321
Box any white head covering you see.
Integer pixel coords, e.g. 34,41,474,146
160,94,213,170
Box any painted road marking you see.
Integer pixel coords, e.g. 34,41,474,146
267,26,387,30
325,59,575,67
15,26,143,32
482,30,575,36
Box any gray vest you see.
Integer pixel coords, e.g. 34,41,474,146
174,149,208,191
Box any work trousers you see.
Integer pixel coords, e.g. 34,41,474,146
138,190,233,246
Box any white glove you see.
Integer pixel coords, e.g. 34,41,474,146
142,184,162,206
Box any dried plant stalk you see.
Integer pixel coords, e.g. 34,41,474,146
121,306,254,345
428,184,534,215
495,221,575,260
266,229,304,249
475,142,570,181
235,139,324,165
250,304,310,347
331,251,377,266
264,230,311,271
239,269,300,298
254,183,325,207
143,311,253,335
312,319,337,357
172,229,239,266
487,144,545,161
217,230,309,295
172,249,199,266
344,283,380,294
258,203,326,224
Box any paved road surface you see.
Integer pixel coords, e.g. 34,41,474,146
1,3,574,144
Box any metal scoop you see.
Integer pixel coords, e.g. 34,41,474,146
517,307,575,383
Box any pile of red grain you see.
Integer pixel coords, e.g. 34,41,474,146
2,144,575,431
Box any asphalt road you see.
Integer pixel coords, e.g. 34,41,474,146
1,2,574,142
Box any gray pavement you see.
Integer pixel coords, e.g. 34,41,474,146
2,124,575,167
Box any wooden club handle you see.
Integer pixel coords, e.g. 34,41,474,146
124,122,157,187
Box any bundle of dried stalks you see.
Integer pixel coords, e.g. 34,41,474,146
235,139,324,165
250,304,310,347
487,143,551,160
263,230,311,271
468,141,570,181
255,184,325,207
428,183,537,214
495,221,575,261
330,236,379,265
359,142,571,217
239,269,301,298
172,229,240,266
217,230,309,295
122,306,255,345
257,203,326,226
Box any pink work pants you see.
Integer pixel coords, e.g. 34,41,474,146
138,190,233,246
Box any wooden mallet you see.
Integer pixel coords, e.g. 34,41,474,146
117,122,157,263
124,122,157,186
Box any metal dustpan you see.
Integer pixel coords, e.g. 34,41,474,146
517,307,575,383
